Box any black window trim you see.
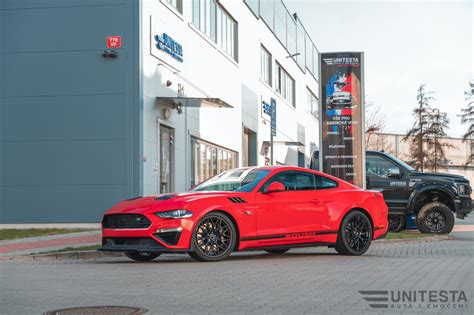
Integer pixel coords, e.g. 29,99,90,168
366,153,404,179
258,170,338,193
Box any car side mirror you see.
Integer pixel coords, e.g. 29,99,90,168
265,181,286,194
388,167,401,178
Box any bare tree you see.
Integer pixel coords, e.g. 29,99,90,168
403,84,434,171
460,81,474,165
365,99,387,150
425,108,453,172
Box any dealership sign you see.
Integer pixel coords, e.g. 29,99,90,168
320,52,365,188
154,32,183,62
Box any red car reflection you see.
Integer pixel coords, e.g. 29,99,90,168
100,166,388,262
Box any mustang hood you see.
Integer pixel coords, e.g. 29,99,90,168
105,191,235,214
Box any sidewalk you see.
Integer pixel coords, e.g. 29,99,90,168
0,230,101,256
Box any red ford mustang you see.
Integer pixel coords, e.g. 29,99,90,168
100,166,388,262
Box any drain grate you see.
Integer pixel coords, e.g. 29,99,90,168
44,306,148,315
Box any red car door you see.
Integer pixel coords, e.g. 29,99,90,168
254,171,325,246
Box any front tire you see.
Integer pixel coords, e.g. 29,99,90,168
124,252,160,261
388,214,405,232
188,212,237,262
335,210,373,256
416,202,454,234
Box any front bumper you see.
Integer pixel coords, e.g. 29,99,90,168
99,237,189,253
100,213,194,251
455,196,472,219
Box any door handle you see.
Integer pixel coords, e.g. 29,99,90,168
310,199,322,204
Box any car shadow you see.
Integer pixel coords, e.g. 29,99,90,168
96,249,340,264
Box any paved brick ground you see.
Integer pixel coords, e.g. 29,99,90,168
1,238,473,315
0,230,101,256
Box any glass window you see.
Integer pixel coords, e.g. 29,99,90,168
366,155,400,178
286,11,296,55
305,34,313,74
192,0,238,61
312,44,319,77
165,0,183,14
260,0,274,31
192,169,270,192
314,175,338,189
276,62,295,107
296,20,305,70
262,171,317,191
307,88,318,118
191,138,238,186
245,0,259,17
274,1,286,45
261,45,272,86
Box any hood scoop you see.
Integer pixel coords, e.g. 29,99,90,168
228,197,247,204
155,194,177,201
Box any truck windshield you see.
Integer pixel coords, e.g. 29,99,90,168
388,154,416,171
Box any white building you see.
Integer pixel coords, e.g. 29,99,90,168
144,0,320,195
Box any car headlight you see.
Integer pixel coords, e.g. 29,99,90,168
156,209,193,219
455,183,468,196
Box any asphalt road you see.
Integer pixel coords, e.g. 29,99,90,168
2,230,473,315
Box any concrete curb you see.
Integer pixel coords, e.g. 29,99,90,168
0,250,122,261
374,234,453,243
0,234,455,261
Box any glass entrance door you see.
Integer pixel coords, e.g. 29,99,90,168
159,125,174,194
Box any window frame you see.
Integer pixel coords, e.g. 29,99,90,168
366,155,403,179
163,0,183,14
192,0,238,61
260,45,272,87
259,170,338,192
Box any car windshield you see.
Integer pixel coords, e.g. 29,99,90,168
388,154,416,172
191,169,270,192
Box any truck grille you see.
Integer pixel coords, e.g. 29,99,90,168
102,214,151,229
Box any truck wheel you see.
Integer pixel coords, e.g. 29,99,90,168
388,215,405,232
416,202,454,234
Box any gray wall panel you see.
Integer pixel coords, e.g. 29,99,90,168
3,95,125,141
3,185,126,223
4,140,126,186
3,5,125,53
1,0,140,223
2,0,124,10
4,51,126,97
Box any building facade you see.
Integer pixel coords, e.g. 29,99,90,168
0,0,321,223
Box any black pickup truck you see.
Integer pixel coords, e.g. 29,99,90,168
310,150,472,233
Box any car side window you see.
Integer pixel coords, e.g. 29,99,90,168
366,155,399,178
314,175,338,189
262,171,317,191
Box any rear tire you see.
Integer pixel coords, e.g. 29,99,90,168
388,215,405,232
264,248,289,254
416,202,454,234
188,212,237,262
335,210,373,256
124,252,160,261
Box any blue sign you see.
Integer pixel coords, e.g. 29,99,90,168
271,98,276,137
262,101,271,116
154,33,183,62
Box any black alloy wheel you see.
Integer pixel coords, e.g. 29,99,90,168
425,210,446,232
124,252,161,261
416,202,454,234
388,214,405,232
189,212,237,262
335,210,373,256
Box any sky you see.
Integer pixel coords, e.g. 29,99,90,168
287,0,473,138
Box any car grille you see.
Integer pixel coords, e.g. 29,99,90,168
102,214,151,229
103,237,160,246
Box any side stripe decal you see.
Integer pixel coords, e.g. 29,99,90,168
241,230,338,242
